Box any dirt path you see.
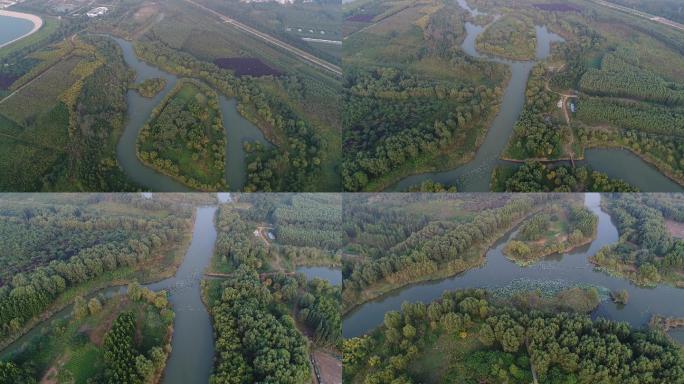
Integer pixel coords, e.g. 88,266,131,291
311,349,342,384
182,0,341,77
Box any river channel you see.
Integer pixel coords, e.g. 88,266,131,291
1,196,342,381
388,0,684,192
112,37,270,192
342,193,684,343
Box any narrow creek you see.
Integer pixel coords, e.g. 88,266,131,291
342,193,684,340
113,37,269,192
388,0,684,192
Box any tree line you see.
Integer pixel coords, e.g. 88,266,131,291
593,194,684,286
342,67,502,191
0,197,191,344
344,289,684,383
209,266,311,384
342,195,559,308
494,161,637,192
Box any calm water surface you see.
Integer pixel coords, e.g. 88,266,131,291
343,194,684,338
0,15,33,46
112,37,266,192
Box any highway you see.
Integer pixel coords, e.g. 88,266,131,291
183,0,342,77
591,0,684,32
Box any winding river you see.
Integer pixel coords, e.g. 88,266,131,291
388,0,684,192
342,193,684,343
112,37,270,192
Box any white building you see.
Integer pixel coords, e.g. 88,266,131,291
86,6,108,18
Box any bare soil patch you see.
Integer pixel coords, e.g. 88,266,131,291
134,4,160,22
666,219,684,239
0,74,19,90
313,350,341,384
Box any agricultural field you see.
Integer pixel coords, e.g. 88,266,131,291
193,0,341,63
0,0,341,192
137,80,227,191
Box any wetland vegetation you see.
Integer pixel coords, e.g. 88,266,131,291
0,0,340,192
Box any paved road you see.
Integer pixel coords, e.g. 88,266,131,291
591,0,684,32
183,0,342,77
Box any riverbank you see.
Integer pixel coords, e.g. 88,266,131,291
370,90,507,192
502,205,598,266
0,214,195,354
341,201,553,315
0,10,43,49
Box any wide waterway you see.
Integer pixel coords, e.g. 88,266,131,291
388,0,683,192
112,37,268,192
343,193,684,340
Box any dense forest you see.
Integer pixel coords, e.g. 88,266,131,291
208,266,312,384
503,65,566,161
0,194,196,347
342,67,502,191
579,50,684,106
137,80,226,191
492,161,638,192
207,194,342,383
132,78,167,98
213,194,341,273
344,289,684,383
342,0,508,191
342,194,560,310
133,40,328,192
593,194,684,287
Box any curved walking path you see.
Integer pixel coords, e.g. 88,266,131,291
0,10,43,50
